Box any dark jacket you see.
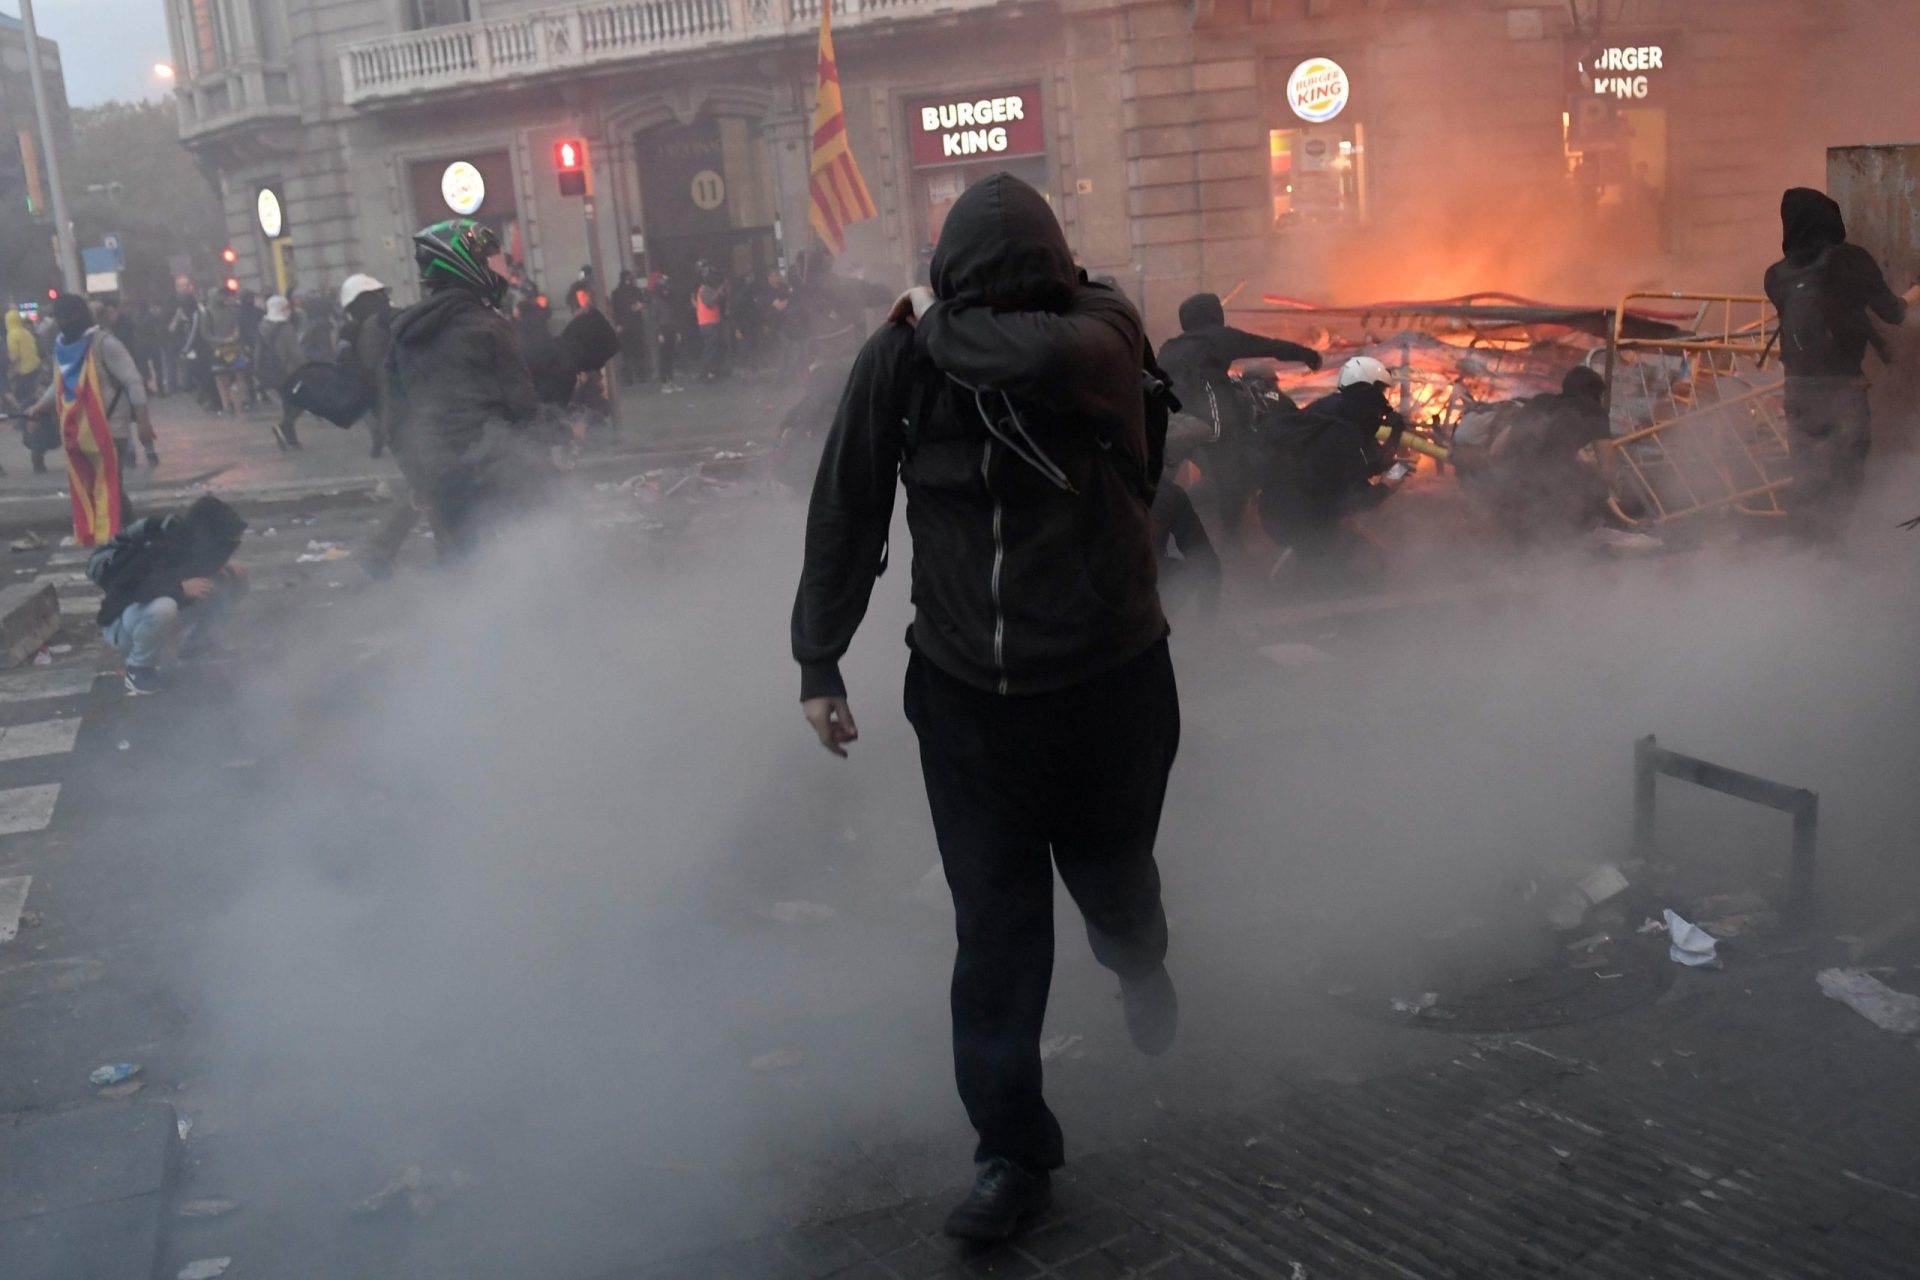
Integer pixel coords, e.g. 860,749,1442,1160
1763,187,1907,378
389,289,538,476
95,496,246,628
793,172,1165,700
1262,388,1400,536
341,294,396,438
1158,292,1319,437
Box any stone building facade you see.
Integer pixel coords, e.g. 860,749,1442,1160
168,0,1900,335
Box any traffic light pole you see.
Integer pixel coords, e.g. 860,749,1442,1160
19,0,80,294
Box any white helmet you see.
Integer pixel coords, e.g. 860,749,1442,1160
1337,355,1393,389
339,273,387,310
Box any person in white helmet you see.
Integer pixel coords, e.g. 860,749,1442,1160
1257,355,1410,592
338,274,396,459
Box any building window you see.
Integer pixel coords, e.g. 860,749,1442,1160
187,0,224,74
1268,124,1365,229
405,0,472,28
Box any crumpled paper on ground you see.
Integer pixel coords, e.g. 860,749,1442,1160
1816,967,1920,1035
1663,909,1719,967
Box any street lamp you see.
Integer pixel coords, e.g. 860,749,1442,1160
154,62,176,81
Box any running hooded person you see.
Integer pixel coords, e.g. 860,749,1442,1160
1762,187,1920,538
792,172,1180,1244
387,219,540,553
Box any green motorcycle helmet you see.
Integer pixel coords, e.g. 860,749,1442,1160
413,218,507,307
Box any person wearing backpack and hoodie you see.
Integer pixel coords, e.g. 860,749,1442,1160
793,172,1179,1245
1763,187,1920,540
91,495,248,695
387,219,540,555
1157,291,1321,534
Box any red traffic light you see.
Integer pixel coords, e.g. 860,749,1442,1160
224,277,240,293
46,288,57,300
555,139,588,197
220,246,237,264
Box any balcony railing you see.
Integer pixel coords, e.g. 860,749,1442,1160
340,0,1001,106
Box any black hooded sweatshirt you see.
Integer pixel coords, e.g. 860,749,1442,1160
387,288,538,476
1763,187,1907,378
792,173,1165,700
96,496,247,628
1157,292,1319,434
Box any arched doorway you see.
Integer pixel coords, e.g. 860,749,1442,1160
634,114,779,290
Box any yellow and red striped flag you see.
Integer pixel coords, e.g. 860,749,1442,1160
807,3,877,255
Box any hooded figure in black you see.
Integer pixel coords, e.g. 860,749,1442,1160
388,219,541,553
1157,291,1321,533
1763,187,1918,538
92,495,247,693
792,173,1180,1244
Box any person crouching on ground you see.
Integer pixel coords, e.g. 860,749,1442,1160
792,172,1180,1245
89,495,248,695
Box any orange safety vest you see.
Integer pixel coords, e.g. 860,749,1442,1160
694,287,721,328
51,335,124,547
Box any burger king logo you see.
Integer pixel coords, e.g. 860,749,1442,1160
1287,57,1350,123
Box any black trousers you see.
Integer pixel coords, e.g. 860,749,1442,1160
1784,376,1871,541
905,639,1179,1172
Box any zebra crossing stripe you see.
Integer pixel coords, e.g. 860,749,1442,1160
0,719,81,763
0,668,97,703
0,875,28,942
0,784,58,836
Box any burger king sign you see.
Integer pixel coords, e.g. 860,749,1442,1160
1287,57,1350,124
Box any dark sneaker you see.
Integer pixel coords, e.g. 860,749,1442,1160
942,1157,1050,1243
124,666,164,696
1119,964,1178,1056
145,448,160,466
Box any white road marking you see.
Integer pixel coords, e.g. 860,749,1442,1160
0,718,81,763
0,784,60,835
1258,641,1336,667
0,667,98,703
46,550,91,567
0,874,29,942
61,597,97,618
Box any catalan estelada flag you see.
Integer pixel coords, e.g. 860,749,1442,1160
808,3,877,255
50,332,124,547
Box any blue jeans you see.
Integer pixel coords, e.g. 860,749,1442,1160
102,598,184,669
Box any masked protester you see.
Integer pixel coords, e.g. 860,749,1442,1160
28,293,154,543
1763,187,1920,541
88,495,247,695
387,219,540,555
339,274,397,460
793,172,1179,1245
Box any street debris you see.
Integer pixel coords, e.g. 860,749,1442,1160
296,541,352,564
90,1062,140,1087
1549,863,1631,931
178,1197,239,1218
749,1048,805,1072
352,1165,473,1218
178,1258,232,1279
1637,917,1669,935
1816,968,1920,1035
9,531,46,552
49,644,71,655
1039,1033,1085,1062
1390,992,1439,1015
177,1115,194,1141
98,1079,144,1098
30,649,49,666
755,900,836,925
117,740,130,751
1663,910,1720,968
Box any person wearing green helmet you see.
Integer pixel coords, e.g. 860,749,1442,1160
387,218,541,554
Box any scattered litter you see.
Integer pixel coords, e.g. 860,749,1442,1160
49,644,71,655
178,1197,239,1218
1663,910,1720,968
710,450,748,461
177,1116,194,1141
296,541,352,564
30,650,49,666
1290,1263,1310,1280
1390,992,1439,1015
117,740,130,751
9,531,46,552
352,1165,473,1218
1039,1034,1085,1062
1550,864,1630,930
750,1048,804,1072
98,1079,144,1098
1594,972,1624,980
58,535,76,548
756,900,836,925
1638,917,1670,935
178,1260,231,1280
90,1063,140,1087
1816,967,1920,1035
262,527,278,537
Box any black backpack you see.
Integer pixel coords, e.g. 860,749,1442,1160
1774,247,1843,371
85,516,164,590
285,359,374,428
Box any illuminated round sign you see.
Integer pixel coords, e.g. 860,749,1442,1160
440,161,486,216
256,187,284,238
1286,57,1350,123
689,169,726,212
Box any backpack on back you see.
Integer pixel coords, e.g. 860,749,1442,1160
86,516,163,590
1774,247,1843,372
285,359,373,428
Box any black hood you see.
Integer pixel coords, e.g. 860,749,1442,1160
391,288,484,351
175,495,247,576
1178,292,1225,331
929,173,1075,312
1781,187,1846,262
